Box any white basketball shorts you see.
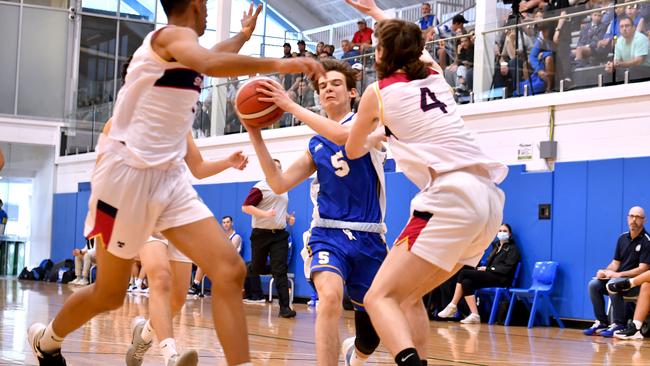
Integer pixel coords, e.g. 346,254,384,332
145,233,192,263
84,151,213,260
394,169,505,272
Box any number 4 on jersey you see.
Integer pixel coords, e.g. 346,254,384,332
420,87,448,114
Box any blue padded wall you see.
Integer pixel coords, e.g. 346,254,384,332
49,156,650,318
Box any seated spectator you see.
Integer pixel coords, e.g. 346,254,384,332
437,224,521,324
529,21,557,93
573,12,610,67
419,2,439,41
605,16,650,75
288,77,315,109
583,206,650,337
598,3,626,52
445,35,474,96
573,10,608,67
351,62,365,94
430,14,469,69
340,39,360,65
607,267,650,339
296,39,307,57
316,41,325,56
352,19,373,53
625,1,647,33
325,44,336,57
69,239,96,286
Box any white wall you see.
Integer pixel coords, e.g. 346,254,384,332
54,81,650,193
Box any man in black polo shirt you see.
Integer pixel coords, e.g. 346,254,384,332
583,206,650,337
242,159,296,318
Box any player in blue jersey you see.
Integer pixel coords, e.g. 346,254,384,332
243,59,387,366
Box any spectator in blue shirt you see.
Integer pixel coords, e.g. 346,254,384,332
340,39,360,65
574,11,608,67
419,3,439,38
0,199,7,236
529,21,556,93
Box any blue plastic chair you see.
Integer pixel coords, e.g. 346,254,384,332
476,262,522,325
505,261,564,328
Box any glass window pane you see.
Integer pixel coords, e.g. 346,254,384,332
81,0,118,16
0,4,19,114
77,16,117,121
119,0,155,21
17,8,68,119
116,20,154,95
23,0,68,8
156,0,167,24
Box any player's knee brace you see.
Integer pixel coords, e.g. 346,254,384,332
354,310,380,355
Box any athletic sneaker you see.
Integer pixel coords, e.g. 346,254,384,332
583,320,608,336
460,313,481,324
68,278,80,286
125,318,152,366
28,322,67,366
279,306,297,318
167,350,199,366
188,282,201,296
437,303,458,319
341,336,357,366
607,279,632,294
76,278,89,286
243,298,266,304
599,323,626,338
614,322,644,340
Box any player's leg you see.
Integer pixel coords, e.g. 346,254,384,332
29,241,133,362
312,270,345,366
163,217,250,365
170,260,193,315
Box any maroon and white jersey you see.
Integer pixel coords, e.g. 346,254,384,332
374,70,507,189
108,26,203,168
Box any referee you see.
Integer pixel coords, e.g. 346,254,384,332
242,158,296,318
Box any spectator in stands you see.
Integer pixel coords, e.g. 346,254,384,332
288,77,315,110
351,62,364,92
430,14,470,69
282,42,292,58
0,199,8,236
297,40,307,57
437,224,521,324
352,19,373,53
605,16,650,74
316,41,325,57
69,239,96,286
325,44,336,57
625,1,647,33
529,21,557,93
518,0,545,15
225,77,240,134
583,206,650,337
319,51,331,59
419,2,439,41
607,265,650,339
445,35,474,96
341,39,360,65
574,10,608,67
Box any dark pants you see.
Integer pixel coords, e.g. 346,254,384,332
588,277,640,325
244,262,264,300
457,269,510,297
250,228,291,308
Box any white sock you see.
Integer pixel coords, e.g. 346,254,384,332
633,320,643,330
39,322,64,353
629,278,638,288
140,320,154,343
350,349,369,366
159,338,178,365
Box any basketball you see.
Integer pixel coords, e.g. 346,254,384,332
235,76,285,129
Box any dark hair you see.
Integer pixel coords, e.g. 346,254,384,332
222,215,233,222
0,199,3,206
121,55,133,85
272,158,281,168
312,59,356,93
160,0,192,16
618,15,633,25
501,223,513,235
297,40,306,45
375,19,429,81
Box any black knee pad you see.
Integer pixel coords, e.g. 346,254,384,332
354,310,380,355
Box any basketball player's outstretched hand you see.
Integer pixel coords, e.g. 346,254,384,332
228,151,249,170
240,3,263,39
345,0,382,17
256,80,294,112
278,58,325,81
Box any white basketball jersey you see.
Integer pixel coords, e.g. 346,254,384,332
374,70,507,189
108,26,203,168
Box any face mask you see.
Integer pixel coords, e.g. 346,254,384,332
497,232,509,241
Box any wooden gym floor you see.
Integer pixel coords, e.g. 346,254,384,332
1,278,649,365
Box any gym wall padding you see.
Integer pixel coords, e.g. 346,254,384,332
50,156,650,319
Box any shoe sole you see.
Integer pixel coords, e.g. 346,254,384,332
614,334,644,340
173,350,199,366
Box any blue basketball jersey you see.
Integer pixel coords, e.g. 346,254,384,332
308,113,381,223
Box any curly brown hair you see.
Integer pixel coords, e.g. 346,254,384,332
374,19,429,81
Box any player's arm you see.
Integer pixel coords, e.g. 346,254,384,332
211,4,261,54
232,234,242,253
246,126,316,194
257,79,351,145
154,27,324,79
184,133,248,179
345,86,383,159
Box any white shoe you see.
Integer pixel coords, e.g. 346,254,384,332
77,278,89,286
437,304,458,318
341,337,357,366
167,350,198,366
125,318,152,366
68,278,80,286
460,313,481,324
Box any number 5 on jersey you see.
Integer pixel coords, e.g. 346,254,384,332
330,151,350,177
318,251,330,264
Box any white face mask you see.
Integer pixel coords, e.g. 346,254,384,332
496,232,509,241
